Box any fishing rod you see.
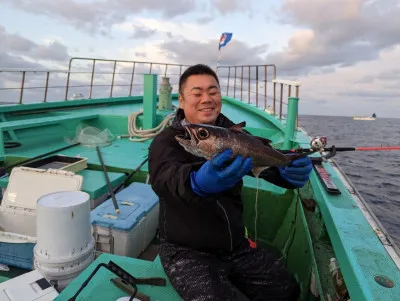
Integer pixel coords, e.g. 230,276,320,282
286,136,400,159
96,146,120,214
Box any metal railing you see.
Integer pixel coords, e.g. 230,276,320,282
216,64,301,122
0,57,190,104
0,58,301,125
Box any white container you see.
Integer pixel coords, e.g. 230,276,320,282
0,167,83,270
0,269,59,301
34,191,94,291
0,167,83,238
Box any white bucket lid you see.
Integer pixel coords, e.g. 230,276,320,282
38,191,89,208
116,297,141,301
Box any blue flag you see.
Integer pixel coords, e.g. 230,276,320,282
218,32,233,50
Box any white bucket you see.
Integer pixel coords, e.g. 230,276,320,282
33,191,95,290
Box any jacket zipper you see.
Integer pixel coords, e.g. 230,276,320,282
217,200,233,252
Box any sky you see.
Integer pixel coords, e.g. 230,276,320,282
0,0,399,117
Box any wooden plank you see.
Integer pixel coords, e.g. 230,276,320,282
0,113,98,131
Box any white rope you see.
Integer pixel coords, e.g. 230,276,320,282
118,109,176,142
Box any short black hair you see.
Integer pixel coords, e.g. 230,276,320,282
179,64,220,94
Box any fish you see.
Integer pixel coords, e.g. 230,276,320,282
175,121,308,177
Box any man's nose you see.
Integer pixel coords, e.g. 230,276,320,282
200,92,212,102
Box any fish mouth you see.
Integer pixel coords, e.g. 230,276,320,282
175,126,198,146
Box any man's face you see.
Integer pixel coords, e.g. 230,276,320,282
178,74,222,125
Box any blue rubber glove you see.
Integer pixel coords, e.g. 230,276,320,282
190,149,253,196
279,156,312,188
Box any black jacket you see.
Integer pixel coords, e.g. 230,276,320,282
148,109,295,253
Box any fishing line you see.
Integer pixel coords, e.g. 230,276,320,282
285,190,300,266
254,177,260,243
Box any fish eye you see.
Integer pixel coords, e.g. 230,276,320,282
197,128,209,139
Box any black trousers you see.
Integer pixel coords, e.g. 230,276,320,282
159,240,300,301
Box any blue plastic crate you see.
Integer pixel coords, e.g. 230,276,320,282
91,182,159,231
0,241,34,270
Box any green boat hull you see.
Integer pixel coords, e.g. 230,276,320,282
0,59,399,301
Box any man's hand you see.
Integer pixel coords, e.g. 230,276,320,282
190,149,253,196
278,156,312,188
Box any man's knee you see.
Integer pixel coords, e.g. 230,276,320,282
159,243,238,301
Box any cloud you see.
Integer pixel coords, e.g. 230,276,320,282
210,0,252,15
159,38,268,66
131,25,158,39
0,25,71,103
291,45,400,117
267,0,400,75
0,0,255,36
195,16,213,24
0,0,196,33
0,25,70,64
0,52,43,69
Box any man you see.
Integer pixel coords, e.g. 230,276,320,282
148,64,312,301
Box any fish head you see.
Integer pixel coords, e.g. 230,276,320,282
175,123,226,159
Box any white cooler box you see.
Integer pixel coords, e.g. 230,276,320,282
0,167,83,269
91,182,159,258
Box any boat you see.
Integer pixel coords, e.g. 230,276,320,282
0,57,399,301
353,113,377,120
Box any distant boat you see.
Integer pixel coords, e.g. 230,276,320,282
353,113,376,120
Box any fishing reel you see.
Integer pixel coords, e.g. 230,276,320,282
309,136,337,160
310,136,327,152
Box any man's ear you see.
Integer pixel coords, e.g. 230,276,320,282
178,94,184,109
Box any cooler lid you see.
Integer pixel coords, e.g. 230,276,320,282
91,182,159,231
1,167,83,210
91,200,142,230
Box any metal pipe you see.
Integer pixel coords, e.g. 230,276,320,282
43,71,49,103
164,64,168,77
226,67,231,96
264,65,267,109
241,66,244,101
255,66,259,107
248,66,250,104
129,62,136,96
233,66,237,98
65,58,75,100
273,82,276,115
89,60,96,99
19,71,25,104
110,60,117,97
279,83,283,119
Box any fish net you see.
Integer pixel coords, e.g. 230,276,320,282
65,124,115,147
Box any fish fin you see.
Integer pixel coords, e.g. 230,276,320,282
254,136,272,146
251,166,270,178
230,121,246,132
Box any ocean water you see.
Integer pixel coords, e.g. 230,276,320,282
299,115,400,247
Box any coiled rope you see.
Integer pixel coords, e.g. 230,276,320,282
118,109,176,142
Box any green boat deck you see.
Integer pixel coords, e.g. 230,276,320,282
0,84,399,300
55,254,181,301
